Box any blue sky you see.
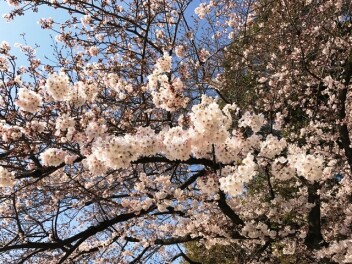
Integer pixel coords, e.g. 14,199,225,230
0,1,201,66
0,3,69,66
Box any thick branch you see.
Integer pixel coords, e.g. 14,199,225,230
180,170,205,190
304,182,326,249
217,191,245,228
16,156,84,179
125,234,200,246
134,156,220,169
338,60,352,171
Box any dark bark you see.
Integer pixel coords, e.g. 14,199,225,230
217,191,244,226
134,156,221,170
304,182,326,249
338,60,352,172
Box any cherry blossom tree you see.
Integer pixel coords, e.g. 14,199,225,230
0,0,351,263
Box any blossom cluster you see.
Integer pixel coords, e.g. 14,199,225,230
87,96,234,170
0,122,23,142
195,3,212,19
79,94,327,194
15,88,42,113
45,72,99,107
55,113,76,140
40,148,67,166
0,166,14,187
241,221,276,239
38,17,54,29
288,153,324,182
46,72,71,101
259,134,287,159
239,112,266,132
271,157,296,181
0,56,8,71
148,53,188,111
219,153,258,196
197,175,219,196
69,81,99,106
0,41,11,54
175,45,185,58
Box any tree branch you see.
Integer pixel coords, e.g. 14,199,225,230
217,191,245,235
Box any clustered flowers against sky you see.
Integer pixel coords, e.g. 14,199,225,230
0,0,351,262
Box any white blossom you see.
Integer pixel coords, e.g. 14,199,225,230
15,88,42,113
46,72,70,101
0,166,14,187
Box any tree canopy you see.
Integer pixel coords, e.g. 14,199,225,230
0,0,352,263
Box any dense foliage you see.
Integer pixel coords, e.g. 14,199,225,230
0,0,352,263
